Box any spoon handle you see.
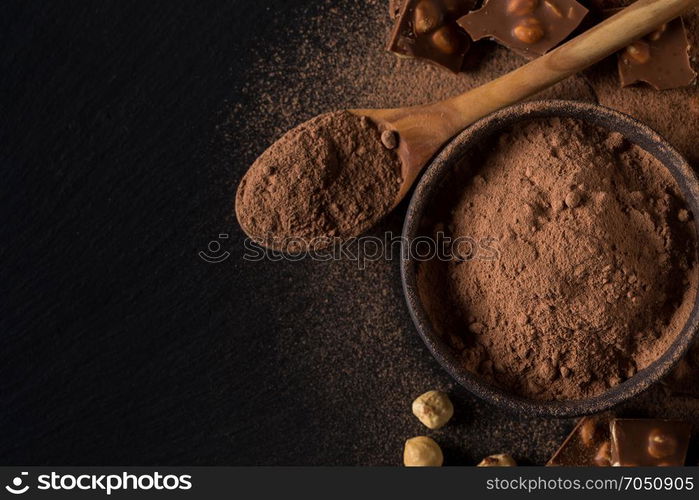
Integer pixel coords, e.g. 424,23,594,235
443,0,699,127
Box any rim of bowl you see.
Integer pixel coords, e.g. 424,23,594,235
400,100,699,418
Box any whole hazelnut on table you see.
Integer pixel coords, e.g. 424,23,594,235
412,390,454,429
403,436,444,467
478,454,517,467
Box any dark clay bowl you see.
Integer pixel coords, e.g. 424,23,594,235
401,100,699,418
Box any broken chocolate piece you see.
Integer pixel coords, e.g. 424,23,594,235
457,0,588,59
547,415,613,466
387,0,477,72
617,17,696,91
610,419,691,466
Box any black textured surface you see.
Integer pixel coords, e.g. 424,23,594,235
1,0,695,466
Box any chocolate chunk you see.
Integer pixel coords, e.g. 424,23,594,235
457,0,588,59
616,17,696,91
547,415,613,466
610,419,691,466
387,0,477,72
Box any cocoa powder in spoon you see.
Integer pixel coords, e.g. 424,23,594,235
235,111,401,252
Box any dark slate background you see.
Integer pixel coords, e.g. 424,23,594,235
3,0,691,466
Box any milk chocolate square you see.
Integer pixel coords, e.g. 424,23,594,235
617,17,696,91
610,419,691,466
457,0,588,59
387,0,477,73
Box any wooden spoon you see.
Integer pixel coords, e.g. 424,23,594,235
353,0,699,206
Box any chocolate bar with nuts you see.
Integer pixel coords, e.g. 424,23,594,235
610,419,691,466
457,0,588,59
547,415,613,466
387,0,477,72
617,17,696,91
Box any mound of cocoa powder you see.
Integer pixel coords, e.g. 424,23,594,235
235,111,401,251
417,117,698,400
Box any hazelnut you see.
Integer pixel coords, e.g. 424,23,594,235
430,25,464,55
594,441,611,466
544,0,563,17
412,390,454,429
648,24,667,42
478,454,517,467
625,41,651,64
403,436,444,466
513,18,544,44
648,428,677,459
381,130,399,150
678,209,690,222
507,0,538,16
579,418,598,447
413,0,443,36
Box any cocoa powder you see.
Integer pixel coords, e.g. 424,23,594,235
417,117,698,400
218,0,699,463
235,111,401,251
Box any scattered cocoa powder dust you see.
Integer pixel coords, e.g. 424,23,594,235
417,117,698,400
217,0,699,461
235,111,401,251
224,0,597,178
